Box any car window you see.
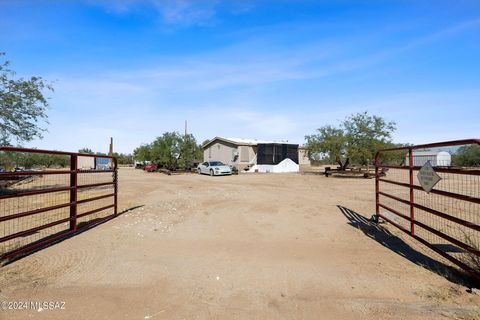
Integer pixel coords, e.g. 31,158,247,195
202,162,208,166
205,162,209,167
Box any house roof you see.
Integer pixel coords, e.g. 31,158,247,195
226,137,291,145
410,151,451,156
202,136,298,149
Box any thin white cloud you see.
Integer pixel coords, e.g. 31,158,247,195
153,0,218,25
91,0,249,26
226,110,298,137
79,41,334,91
62,17,480,94
25,16,480,153
27,80,480,153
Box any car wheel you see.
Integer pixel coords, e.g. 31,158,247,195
210,169,214,176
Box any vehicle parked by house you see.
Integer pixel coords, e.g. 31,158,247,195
144,163,158,172
197,161,232,176
202,137,310,172
134,160,150,169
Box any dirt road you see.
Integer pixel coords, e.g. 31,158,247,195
0,168,478,319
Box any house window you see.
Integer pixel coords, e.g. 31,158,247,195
241,146,249,162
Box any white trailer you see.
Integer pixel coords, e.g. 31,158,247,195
405,151,451,167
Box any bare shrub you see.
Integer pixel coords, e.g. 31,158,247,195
460,231,480,277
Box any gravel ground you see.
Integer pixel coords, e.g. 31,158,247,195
0,167,478,320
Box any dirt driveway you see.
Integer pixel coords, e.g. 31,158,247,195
0,167,479,319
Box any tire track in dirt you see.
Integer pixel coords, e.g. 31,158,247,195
1,233,111,292
1,168,479,320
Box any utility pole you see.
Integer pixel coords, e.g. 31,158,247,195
109,137,113,157
184,120,189,171
108,137,113,168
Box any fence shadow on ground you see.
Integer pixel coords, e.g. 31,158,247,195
337,205,476,287
1,205,145,266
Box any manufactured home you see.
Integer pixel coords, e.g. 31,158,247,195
202,137,310,172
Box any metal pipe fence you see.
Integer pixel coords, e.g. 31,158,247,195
0,146,117,261
374,139,480,279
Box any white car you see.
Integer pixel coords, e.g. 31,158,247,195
197,161,232,176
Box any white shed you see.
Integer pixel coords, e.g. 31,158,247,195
78,156,95,170
405,151,451,167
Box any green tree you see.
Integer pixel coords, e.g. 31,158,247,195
0,52,53,145
112,152,134,165
50,154,69,168
133,144,152,162
18,153,40,168
343,112,396,166
195,144,203,161
452,145,480,166
305,125,347,167
78,148,94,154
0,151,69,169
150,132,182,170
178,133,202,169
134,132,203,170
305,112,396,169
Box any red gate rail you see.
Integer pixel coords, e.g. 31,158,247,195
375,139,480,279
0,146,118,261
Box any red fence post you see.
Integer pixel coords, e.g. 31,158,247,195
113,158,118,216
408,148,415,236
70,155,78,231
375,152,380,217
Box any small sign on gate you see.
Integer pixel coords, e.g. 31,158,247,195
417,161,441,193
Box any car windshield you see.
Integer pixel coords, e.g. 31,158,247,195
209,161,225,166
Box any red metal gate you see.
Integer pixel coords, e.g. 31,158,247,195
374,139,480,279
0,147,117,261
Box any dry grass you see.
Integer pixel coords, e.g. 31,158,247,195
461,231,480,276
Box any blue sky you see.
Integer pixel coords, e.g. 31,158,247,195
1,0,479,153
